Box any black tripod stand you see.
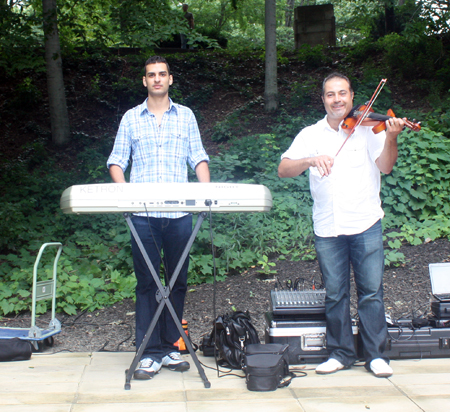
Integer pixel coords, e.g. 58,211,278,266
123,212,211,390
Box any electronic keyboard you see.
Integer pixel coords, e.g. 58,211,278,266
60,182,273,214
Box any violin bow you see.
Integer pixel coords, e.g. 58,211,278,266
335,78,387,157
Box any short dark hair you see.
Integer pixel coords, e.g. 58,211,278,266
144,56,171,76
322,72,352,96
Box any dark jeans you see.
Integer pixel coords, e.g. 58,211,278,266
130,214,192,362
315,220,388,368
180,33,187,49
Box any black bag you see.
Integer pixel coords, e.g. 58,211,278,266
0,338,33,362
243,343,294,391
213,311,260,369
199,332,215,357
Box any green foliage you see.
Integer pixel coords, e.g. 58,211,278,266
296,44,332,69
3,97,450,316
334,0,448,45
352,76,392,112
256,255,277,276
0,128,315,316
2,35,450,319
378,33,444,81
382,127,450,224
209,97,263,142
0,2,45,75
381,126,450,244
342,4,449,97
383,247,405,268
0,0,219,76
288,77,316,108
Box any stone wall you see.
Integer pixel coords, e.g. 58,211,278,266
294,4,336,48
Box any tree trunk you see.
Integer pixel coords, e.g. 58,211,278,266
264,0,278,112
385,4,396,34
42,0,70,146
285,0,295,27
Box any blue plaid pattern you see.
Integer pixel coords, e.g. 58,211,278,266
107,98,209,218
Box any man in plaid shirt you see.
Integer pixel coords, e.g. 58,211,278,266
107,56,210,380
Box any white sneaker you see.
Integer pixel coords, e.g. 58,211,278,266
315,358,345,374
133,358,162,380
162,352,190,372
370,358,393,378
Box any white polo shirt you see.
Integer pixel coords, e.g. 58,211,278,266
281,116,386,237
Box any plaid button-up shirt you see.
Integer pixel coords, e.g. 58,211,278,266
107,98,209,218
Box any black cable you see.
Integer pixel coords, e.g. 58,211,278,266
143,203,168,278
114,323,133,351
275,276,284,290
98,340,109,351
60,309,89,326
199,359,246,378
293,277,305,291
205,202,222,378
288,370,308,379
200,201,237,378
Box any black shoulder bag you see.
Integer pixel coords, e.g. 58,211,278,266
243,343,295,391
213,311,260,369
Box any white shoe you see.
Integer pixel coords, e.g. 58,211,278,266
162,352,190,372
133,358,162,380
370,358,393,378
315,358,345,374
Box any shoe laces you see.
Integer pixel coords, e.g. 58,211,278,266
167,352,182,361
140,358,154,368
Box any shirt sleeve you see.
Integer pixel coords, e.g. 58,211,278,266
107,113,132,172
186,110,209,170
280,128,311,160
366,127,386,164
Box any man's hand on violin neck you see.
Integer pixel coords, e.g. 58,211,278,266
312,155,334,177
386,117,406,137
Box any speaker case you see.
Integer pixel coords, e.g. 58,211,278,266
384,326,450,359
264,312,358,364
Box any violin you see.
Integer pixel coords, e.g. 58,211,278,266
335,78,421,157
342,104,421,134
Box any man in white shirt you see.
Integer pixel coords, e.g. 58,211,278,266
278,73,405,378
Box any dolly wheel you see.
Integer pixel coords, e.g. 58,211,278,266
44,336,54,347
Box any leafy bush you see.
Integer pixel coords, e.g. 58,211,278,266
382,125,450,246
296,44,333,69
0,131,314,316
2,114,450,316
276,26,294,51
378,33,443,81
2,43,450,317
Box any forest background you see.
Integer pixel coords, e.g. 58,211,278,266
1,0,450,322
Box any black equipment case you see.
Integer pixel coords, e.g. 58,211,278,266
264,312,359,364
431,301,450,319
384,325,450,359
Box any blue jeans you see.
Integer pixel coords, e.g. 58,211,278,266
130,214,192,362
315,220,388,368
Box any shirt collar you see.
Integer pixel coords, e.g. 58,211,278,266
139,97,178,116
320,115,335,132
322,115,346,133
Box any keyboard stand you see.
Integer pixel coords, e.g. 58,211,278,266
123,212,211,390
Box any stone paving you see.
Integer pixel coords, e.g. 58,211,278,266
1,352,450,411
